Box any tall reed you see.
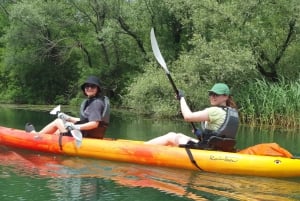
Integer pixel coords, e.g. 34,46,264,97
236,78,300,128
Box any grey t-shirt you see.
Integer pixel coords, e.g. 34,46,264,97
80,97,110,138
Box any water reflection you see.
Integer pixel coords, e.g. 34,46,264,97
0,106,53,130
1,147,300,201
1,105,300,200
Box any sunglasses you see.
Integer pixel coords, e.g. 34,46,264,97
85,84,97,89
208,92,222,97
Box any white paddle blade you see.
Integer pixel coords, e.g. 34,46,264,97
50,105,61,115
75,139,82,148
71,130,82,148
150,28,170,74
71,129,83,143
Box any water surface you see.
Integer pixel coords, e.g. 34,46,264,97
0,105,300,201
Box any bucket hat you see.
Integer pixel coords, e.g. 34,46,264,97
81,76,101,95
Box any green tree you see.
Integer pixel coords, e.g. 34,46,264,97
0,0,12,98
0,0,299,127
188,0,300,82
125,0,300,118
2,1,80,103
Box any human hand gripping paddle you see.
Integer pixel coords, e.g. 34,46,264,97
150,28,202,140
50,105,83,147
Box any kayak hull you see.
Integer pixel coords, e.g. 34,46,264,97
0,126,300,178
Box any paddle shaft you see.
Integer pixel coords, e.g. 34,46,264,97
166,73,179,95
164,73,197,131
150,28,197,131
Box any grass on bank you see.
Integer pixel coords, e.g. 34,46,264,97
236,78,300,128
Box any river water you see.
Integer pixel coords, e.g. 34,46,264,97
0,105,300,201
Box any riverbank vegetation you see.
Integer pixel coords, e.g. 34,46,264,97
0,0,299,128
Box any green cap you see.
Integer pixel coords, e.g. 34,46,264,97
208,83,230,95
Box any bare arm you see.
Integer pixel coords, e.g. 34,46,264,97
76,121,99,130
68,116,80,123
180,97,210,122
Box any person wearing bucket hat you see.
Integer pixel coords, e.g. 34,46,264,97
25,75,110,139
146,83,239,151
81,75,102,96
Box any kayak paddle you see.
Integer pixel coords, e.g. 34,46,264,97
50,105,83,146
150,28,198,133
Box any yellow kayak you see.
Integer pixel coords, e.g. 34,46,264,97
0,125,299,178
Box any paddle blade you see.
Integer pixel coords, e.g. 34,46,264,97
50,105,61,115
75,139,82,148
71,129,82,147
150,28,170,74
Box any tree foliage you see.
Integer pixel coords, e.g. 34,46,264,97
0,0,299,126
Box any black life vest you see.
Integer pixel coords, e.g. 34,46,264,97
203,107,239,139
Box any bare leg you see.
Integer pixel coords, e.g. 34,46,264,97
39,119,68,135
145,132,197,146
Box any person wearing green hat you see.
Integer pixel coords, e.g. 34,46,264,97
146,83,239,151
25,75,110,139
